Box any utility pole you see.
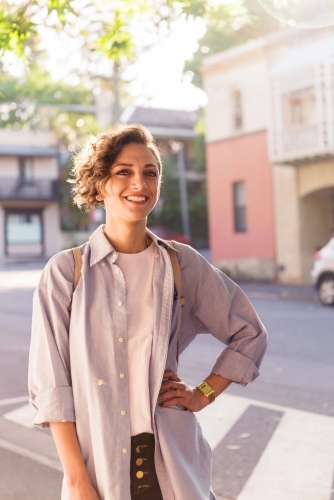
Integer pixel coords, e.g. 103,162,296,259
176,142,191,240
113,60,121,122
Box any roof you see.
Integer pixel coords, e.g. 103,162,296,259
120,105,198,139
0,145,58,157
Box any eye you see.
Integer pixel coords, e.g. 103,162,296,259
115,169,129,175
146,170,158,177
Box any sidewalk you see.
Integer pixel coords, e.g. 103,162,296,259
237,280,319,304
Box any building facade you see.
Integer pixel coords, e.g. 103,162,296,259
0,130,60,263
202,27,334,283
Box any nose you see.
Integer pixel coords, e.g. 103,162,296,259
131,171,147,189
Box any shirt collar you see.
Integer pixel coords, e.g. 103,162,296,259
89,225,178,267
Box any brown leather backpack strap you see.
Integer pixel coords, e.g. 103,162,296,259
167,241,185,364
69,247,82,312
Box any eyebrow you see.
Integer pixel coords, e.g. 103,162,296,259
113,162,158,169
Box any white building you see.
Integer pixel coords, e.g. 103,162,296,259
0,130,60,263
202,26,334,283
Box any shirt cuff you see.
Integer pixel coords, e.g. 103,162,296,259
210,348,260,387
30,386,75,429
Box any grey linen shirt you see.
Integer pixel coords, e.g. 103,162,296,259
28,225,268,500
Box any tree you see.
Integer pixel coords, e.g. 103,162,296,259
0,0,248,118
184,0,280,89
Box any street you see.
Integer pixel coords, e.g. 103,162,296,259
0,266,334,500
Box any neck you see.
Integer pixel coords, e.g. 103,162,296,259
103,217,149,254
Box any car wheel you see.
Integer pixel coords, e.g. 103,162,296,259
318,275,334,306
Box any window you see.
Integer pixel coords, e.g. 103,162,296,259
282,87,316,128
233,181,247,233
232,90,243,131
5,210,43,256
19,157,34,183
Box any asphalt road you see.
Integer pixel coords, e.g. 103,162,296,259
0,267,333,500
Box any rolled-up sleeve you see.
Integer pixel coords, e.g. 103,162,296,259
178,246,268,386
28,255,75,428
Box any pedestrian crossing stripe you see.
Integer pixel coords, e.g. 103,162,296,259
2,394,334,500
197,394,334,500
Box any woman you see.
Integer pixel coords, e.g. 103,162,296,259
28,124,268,500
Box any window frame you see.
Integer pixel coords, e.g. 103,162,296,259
233,181,247,233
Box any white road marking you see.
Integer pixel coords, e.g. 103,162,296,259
196,393,250,449
0,396,29,407
237,409,334,500
3,403,35,428
197,394,334,500
0,438,62,472
2,392,334,500
0,270,42,291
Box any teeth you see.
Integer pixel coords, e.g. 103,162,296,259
126,196,146,201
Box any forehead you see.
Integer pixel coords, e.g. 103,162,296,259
115,143,158,164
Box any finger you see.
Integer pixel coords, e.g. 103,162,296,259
158,389,183,402
163,370,180,381
159,381,186,392
159,396,188,408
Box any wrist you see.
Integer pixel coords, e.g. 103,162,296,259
196,388,211,409
66,469,91,488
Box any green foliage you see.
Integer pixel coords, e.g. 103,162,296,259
0,4,37,58
0,0,250,65
47,0,75,25
95,10,135,61
0,65,95,135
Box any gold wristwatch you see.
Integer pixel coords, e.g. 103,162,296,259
196,381,215,404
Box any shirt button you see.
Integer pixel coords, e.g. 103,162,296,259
115,268,120,274
119,373,125,378
113,252,118,258
118,301,123,306
122,448,127,454
118,337,124,343
101,262,105,266
120,410,126,416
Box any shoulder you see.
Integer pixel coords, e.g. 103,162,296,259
37,242,89,300
171,241,239,295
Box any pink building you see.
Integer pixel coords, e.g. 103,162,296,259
202,28,334,283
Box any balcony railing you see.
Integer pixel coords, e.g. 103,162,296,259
0,179,59,201
269,61,334,164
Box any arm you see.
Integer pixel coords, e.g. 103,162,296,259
50,422,99,499
158,245,268,411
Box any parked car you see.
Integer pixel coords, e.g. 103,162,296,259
148,226,192,246
311,237,334,305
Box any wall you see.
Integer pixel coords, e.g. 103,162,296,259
273,165,302,283
0,129,56,147
207,131,276,278
33,157,59,179
0,156,58,179
299,189,334,283
0,157,18,177
43,203,60,258
203,50,268,144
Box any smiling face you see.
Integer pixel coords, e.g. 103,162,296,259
103,142,161,224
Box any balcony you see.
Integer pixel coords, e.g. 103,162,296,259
0,179,59,201
269,61,334,164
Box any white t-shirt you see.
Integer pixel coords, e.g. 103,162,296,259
116,242,155,436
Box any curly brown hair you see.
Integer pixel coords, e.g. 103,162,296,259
68,123,163,210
